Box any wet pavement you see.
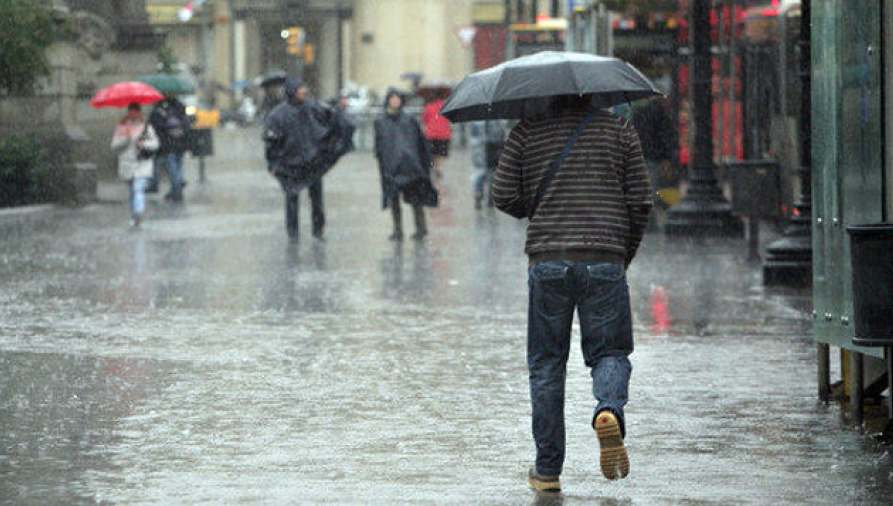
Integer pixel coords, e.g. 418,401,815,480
1,128,891,505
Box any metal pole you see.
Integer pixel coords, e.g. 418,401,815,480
665,0,743,237
337,9,344,93
886,347,893,423
763,0,813,286
201,8,211,103
748,216,760,261
228,0,236,103
817,342,831,402
716,4,725,162
691,0,712,183
727,0,737,160
851,351,864,431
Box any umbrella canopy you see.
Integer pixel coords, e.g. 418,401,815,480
441,51,662,122
90,81,164,108
137,73,195,96
258,70,287,88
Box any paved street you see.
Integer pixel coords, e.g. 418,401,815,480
1,128,891,505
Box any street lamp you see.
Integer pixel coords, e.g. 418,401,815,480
762,0,812,286
664,0,743,237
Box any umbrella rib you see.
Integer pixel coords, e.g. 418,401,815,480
568,62,585,96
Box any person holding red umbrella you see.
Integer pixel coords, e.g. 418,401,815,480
91,81,164,228
111,103,159,228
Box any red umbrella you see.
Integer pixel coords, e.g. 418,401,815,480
90,81,164,108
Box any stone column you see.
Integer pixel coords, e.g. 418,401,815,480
212,0,233,108
317,15,340,99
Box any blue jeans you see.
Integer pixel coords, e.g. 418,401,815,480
129,177,149,218
527,261,633,476
163,152,184,201
472,167,491,196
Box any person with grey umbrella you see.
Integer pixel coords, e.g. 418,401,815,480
492,93,653,492
442,52,659,493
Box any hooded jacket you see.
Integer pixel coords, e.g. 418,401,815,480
374,90,438,209
149,98,190,155
263,77,334,171
111,117,159,180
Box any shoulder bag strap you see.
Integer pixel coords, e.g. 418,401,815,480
528,109,597,219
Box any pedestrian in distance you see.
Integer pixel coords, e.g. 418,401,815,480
148,95,191,202
374,89,438,241
468,119,507,210
492,94,653,493
263,77,333,241
421,95,452,181
111,103,160,228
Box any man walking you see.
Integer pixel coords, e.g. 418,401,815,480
148,95,190,202
492,95,652,492
264,77,331,241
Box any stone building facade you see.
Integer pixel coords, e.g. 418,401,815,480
0,0,164,193
146,0,480,103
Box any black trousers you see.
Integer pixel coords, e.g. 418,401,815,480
285,179,325,238
390,195,427,236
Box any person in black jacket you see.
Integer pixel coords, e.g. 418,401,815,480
374,89,438,241
148,96,191,202
264,77,334,241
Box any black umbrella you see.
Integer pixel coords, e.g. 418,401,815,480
441,51,662,122
258,70,287,88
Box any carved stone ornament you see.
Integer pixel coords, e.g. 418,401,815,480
72,11,113,60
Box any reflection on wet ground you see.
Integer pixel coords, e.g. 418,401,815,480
1,130,891,504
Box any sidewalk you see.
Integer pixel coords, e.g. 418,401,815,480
1,134,890,504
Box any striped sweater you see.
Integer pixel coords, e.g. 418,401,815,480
492,108,653,263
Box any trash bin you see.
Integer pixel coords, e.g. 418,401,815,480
847,224,893,346
728,160,781,218
189,128,214,158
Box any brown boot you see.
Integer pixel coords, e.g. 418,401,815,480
594,411,629,480
527,467,560,493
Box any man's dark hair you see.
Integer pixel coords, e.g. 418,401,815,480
127,102,141,112
555,94,594,111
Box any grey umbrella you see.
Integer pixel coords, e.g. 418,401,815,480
441,51,662,122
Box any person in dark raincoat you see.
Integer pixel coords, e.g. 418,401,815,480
148,96,191,202
263,77,336,241
374,89,438,241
